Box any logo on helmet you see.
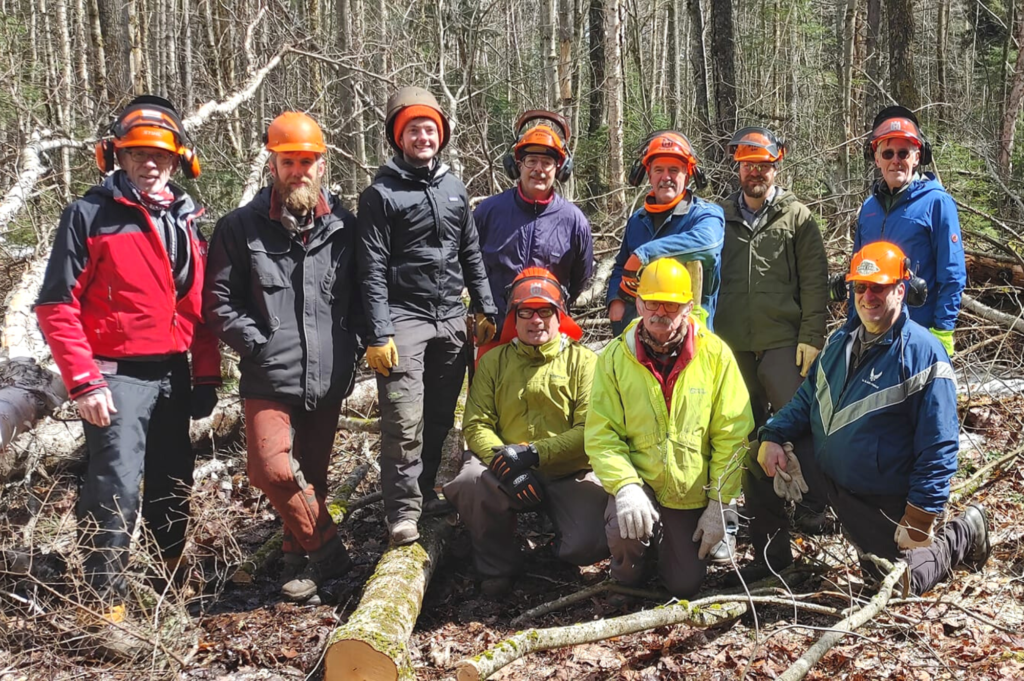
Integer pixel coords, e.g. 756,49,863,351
857,259,881,276
889,121,902,131
530,283,543,296
660,138,674,149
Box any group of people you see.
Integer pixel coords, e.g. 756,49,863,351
36,89,991,656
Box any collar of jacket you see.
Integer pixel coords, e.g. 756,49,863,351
385,154,450,184
643,189,689,215
841,305,911,347
94,170,199,220
723,187,792,222
511,333,568,363
515,185,555,213
871,171,926,206
268,186,331,223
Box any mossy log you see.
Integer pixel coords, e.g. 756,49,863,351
324,516,453,681
455,600,747,681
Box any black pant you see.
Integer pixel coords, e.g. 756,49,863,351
79,355,194,601
743,441,976,595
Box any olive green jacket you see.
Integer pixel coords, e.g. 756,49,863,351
464,334,597,479
716,189,829,352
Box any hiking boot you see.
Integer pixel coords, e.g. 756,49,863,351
389,520,420,546
793,504,831,535
281,539,352,602
708,533,738,566
422,497,455,517
961,503,992,571
78,604,147,662
278,552,307,585
480,576,514,599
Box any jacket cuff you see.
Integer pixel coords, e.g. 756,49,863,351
758,427,786,446
607,476,643,497
70,378,108,400
192,375,223,387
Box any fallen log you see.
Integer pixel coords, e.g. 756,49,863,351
965,252,1024,287
324,515,454,681
961,294,1024,335
455,599,747,681
950,442,1024,504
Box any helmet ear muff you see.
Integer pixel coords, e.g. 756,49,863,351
95,138,115,174
180,147,201,179
691,167,707,191
627,158,647,187
904,257,929,307
502,152,519,181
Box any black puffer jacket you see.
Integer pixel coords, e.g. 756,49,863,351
357,156,497,345
203,187,363,410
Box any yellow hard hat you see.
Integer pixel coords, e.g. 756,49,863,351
637,258,693,304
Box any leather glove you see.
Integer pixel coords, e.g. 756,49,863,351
366,338,399,377
190,385,219,419
692,498,728,560
895,503,937,550
489,443,539,482
507,470,544,508
475,313,496,346
614,483,659,541
795,343,820,377
618,253,642,302
929,328,955,357
773,442,810,502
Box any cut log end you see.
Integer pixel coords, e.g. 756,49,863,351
325,639,401,681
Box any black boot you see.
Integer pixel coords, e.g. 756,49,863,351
960,503,992,571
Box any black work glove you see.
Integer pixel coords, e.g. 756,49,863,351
489,444,540,482
507,470,544,509
190,385,219,420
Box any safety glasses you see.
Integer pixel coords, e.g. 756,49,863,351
740,161,775,173
853,282,893,295
642,300,683,313
880,148,914,161
522,156,557,170
516,306,557,319
123,148,176,165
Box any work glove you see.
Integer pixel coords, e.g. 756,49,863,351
474,313,496,346
795,343,820,378
692,499,728,560
895,503,937,550
366,338,399,377
507,470,544,508
489,443,539,482
614,483,659,541
190,385,219,419
618,253,642,302
929,328,955,357
773,442,810,502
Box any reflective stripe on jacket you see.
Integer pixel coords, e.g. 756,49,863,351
585,319,754,510
759,308,959,513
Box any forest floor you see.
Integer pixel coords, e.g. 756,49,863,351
1,379,1022,681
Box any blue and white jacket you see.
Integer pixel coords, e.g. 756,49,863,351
760,308,959,513
607,194,724,330
854,174,966,331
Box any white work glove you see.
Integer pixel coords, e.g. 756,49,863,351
615,484,659,541
773,442,810,502
693,499,728,560
795,343,820,378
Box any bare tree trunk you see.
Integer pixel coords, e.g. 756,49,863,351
558,0,574,113
588,0,606,136
688,0,711,137
838,0,857,182
541,0,559,109
864,0,881,123
74,0,91,118
604,0,625,216
998,2,1024,179
709,0,737,156
127,0,144,94
97,0,131,98
182,0,193,108
350,0,369,188
936,0,949,116
667,0,682,127
885,0,917,108
87,0,108,106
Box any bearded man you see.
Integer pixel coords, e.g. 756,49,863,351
205,112,363,602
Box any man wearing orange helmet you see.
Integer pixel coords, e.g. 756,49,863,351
740,241,990,592
717,126,830,537
855,106,966,357
443,268,607,597
475,111,593,327
36,95,221,652
607,131,724,336
358,87,497,546
205,111,361,602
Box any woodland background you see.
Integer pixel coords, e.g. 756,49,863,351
0,0,1022,679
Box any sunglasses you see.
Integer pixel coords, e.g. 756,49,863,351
516,306,557,319
880,148,915,161
852,282,893,294
740,162,775,173
642,300,683,313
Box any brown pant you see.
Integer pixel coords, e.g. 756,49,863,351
443,452,610,578
244,398,343,555
605,486,708,598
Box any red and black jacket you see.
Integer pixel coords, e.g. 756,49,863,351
35,171,222,399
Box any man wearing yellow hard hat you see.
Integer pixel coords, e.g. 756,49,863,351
586,257,753,598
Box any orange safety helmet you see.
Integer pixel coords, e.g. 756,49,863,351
869,108,923,151
507,267,569,311
728,126,786,163
95,95,200,178
264,112,327,154
641,131,698,170
515,124,568,163
846,241,910,285
503,110,573,182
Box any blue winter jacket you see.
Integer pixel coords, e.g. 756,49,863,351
475,188,594,322
854,174,966,331
759,308,959,514
607,194,725,330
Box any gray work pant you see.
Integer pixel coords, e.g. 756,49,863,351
743,440,977,596
378,316,467,526
443,452,610,578
734,347,825,515
605,486,708,598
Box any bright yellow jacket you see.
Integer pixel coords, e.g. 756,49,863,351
464,334,597,479
585,319,754,510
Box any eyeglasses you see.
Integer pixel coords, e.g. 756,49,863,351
516,306,557,319
522,156,557,170
740,162,775,173
880,148,915,161
123,148,176,165
852,282,893,294
642,300,683,313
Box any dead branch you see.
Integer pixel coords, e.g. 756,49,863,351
0,131,89,233
510,579,668,626
182,45,291,132
961,294,1024,335
574,254,615,310
239,149,270,207
950,442,1024,503
776,556,906,681
338,416,380,433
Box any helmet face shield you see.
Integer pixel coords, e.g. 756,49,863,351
507,268,567,312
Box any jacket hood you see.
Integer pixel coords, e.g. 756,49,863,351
376,155,450,185
511,333,570,363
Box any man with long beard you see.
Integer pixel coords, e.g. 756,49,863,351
716,126,830,541
205,112,362,602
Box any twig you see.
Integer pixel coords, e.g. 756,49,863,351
510,579,668,626
950,442,1024,503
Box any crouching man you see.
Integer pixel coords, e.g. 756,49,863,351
586,258,754,598
444,268,609,597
